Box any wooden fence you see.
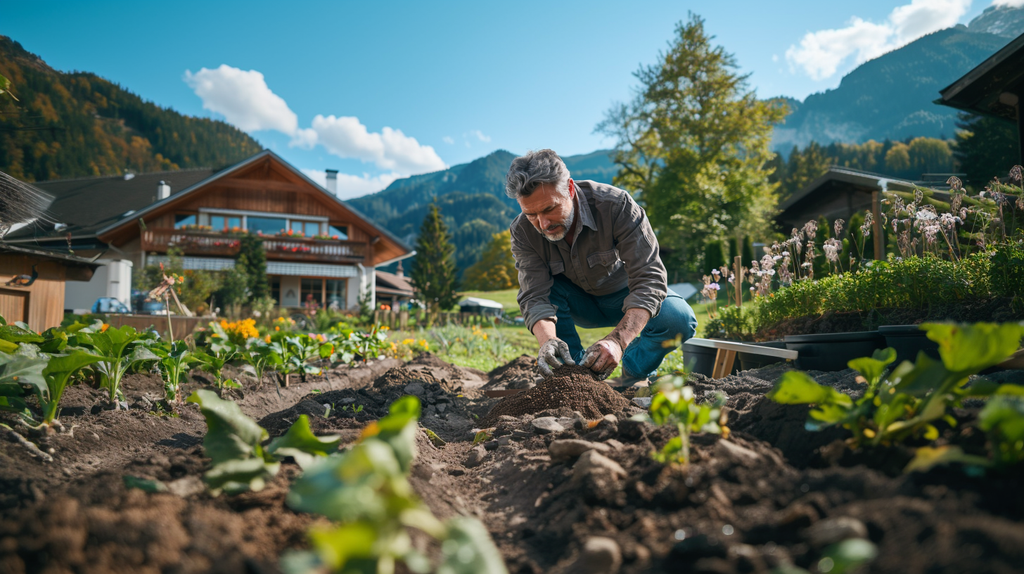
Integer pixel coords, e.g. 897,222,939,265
105,314,206,341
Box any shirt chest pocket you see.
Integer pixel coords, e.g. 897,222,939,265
587,249,622,272
548,260,565,275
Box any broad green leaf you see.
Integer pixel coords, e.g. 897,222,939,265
904,445,989,473
43,349,108,378
127,345,160,365
307,521,379,571
267,414,341,469
437,516,509,574
979,395,1024,442
923,322,1024,375
768,371,852,406
187,389,268,464
205,457,280,494
38,331,68,353
0,339,17,354
848,347,896,385
0,352,47,398
0,395,32,418
888,353,952,397
123,475,169,493
0,325,43,344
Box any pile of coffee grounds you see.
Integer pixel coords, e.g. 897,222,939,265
372,367,444,389
483,355,538,390
480,365,631,425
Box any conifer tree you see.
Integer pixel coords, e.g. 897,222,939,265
462,230,518,291
410,202,460,322
237,233,269,301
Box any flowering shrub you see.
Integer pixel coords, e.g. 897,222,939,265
312,234,340,241
216,318,259,344
276,229,304,238
179,224,213,232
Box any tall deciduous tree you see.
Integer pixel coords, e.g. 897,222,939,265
597,13,787,273
462,230,518,291
410,202,460,321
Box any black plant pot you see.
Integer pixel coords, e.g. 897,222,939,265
682,342,718,377
784,331,886,372
878,325,940,366
738,340,788,371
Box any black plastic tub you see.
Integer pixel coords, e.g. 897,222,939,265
738,340,788,371
784,331,886,371
878,325,940,366
682,342,718,377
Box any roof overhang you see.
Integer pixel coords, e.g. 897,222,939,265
938,32,1024,122
778,167,920,214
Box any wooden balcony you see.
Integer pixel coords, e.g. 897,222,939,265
141,229,366,263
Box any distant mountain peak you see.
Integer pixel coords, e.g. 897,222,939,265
967,4,1024,38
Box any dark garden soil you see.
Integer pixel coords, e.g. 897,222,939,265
756,296,1024,340
2,351,1023,574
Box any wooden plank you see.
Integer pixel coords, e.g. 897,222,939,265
685,337,798,360
0,288,29,324
872,190,884,260
712,349,737,379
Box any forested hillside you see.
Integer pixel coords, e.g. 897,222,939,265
771,5,1024,152
0,36,262,182
350,148,616,274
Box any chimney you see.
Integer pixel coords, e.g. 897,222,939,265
395,260,404,277
157,180,171,200
325,169,338,194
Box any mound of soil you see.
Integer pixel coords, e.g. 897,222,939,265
480,365,631,425
483,354,539,390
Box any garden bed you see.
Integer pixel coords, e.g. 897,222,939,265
2,354,1023,573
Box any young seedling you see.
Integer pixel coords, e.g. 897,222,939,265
83,325,160,405
283,396,507,574
157,341,201,402
633,375,726,464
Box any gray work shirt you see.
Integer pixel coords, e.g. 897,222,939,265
510,180,668,333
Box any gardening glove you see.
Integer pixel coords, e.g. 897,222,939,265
580,339,622,381
537,337,575,377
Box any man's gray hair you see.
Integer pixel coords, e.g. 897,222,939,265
505,149,570,200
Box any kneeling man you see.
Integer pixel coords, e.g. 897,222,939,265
506,149,697,382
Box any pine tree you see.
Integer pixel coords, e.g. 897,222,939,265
237,233,269,302
410,202,460,322
462,230,518,291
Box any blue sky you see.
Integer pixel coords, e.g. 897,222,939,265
4,0,1012,198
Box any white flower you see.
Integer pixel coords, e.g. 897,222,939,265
915,210,937,221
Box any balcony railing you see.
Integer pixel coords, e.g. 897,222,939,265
141,229,366,263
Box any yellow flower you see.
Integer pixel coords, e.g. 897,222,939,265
264,334,272,343
275,326,280,331
101,323,110,333
401,338,415,346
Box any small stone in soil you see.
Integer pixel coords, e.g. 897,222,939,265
532,417,564,434
805,516,868,547
465,445,488,468
574,537,622,574
549,439,611,461
573,450,625,481
404,383,425,396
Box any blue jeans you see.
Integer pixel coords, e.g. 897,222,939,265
547,275,698,378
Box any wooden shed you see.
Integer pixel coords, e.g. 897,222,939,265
0,244,99,332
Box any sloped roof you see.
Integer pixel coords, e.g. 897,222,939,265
376,270,414,295
938,31,1024,122
778,166,920,214
6,168,216,241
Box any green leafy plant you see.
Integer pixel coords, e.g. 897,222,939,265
283,396,507,574
187,389,341,495
157,341,202,402
978,392,1024,466
82,325,160,404
632,375,725,464
769,322,1024,453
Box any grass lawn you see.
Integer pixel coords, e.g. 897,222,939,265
397,286,715,375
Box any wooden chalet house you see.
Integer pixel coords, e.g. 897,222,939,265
6,150,412,312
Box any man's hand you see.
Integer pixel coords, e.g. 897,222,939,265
537,337,575,377
580,338,622,380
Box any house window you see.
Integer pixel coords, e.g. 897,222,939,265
270,276,281,305
249,216,288,236
210,214,242,231
174,214,197,229
326,279,347,310
301,278,323,306
329,225,349,240
291,220,321,237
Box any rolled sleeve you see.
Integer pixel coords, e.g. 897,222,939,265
510,221,558,333
613,194,668,317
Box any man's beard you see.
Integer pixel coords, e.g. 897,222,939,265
541,202,574,242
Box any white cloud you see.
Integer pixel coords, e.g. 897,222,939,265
290,127,318,150
311,115,446,174
992,0,1024,6
184,65,298,134
786,0,972,81
470,130,491,143
443,136,455,144
301,169,401,200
